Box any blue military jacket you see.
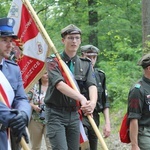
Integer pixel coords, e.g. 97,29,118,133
0,59,32,150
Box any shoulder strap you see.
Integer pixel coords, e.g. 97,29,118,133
38,81,42,104
39,82,41,95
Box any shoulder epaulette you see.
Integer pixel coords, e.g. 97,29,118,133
46,54,56,62
134,83,141,89
46,56,56,63
5,59,17,66
50,54,56,58
80,57,91,62
95,68,105,74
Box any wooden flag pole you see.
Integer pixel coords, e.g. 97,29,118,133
20,137,30,150
0,94,30,150
22,0,108,149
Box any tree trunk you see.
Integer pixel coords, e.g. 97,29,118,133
88,0,98,47
142,0,150,54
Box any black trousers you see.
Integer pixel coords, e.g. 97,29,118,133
82,111,100,150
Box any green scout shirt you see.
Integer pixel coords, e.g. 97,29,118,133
128,76,150,126
44,51,97,107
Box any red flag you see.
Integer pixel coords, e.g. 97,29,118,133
8,0,50,92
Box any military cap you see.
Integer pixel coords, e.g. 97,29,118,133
0,17,17,39
138,53,150,68
61,24,81,38
80,45,99,56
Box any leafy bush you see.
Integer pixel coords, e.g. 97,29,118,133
97,47,142,110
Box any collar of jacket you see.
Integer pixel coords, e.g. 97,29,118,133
61,51,77,64
143,75,150,84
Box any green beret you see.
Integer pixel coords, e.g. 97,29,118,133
138,53,150,68
80,45,99,56
61,24,81,37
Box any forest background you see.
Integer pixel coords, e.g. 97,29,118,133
1,0,150,149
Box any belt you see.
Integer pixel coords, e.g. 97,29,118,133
0,122,7,131
46,104,80,112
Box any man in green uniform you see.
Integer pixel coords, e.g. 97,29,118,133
44,24,97,150
80,45,111,150
127,53,150,150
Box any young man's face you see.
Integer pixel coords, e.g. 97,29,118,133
0,37,13,59
62,34,81,53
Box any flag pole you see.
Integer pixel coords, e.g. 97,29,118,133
22,0,108,149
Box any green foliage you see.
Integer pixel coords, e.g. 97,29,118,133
98,46,142,109
0,0,12,18
0,0,144,111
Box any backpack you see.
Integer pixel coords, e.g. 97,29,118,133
119,113,131,143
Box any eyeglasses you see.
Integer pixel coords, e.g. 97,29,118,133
66,36,81,41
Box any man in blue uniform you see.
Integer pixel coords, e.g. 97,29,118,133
45,24,97,150
80,45,111,150
0,17,31,150
128,53,150,150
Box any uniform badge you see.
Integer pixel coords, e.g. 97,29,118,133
80,68,83,72
147,95,150,98
92,72,96,78
7,18,14,27
47,57,57,71
50,54,56,58
135,83,141,89
145,95,150,109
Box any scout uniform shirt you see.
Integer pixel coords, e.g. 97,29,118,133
44,51,97,108
128,76,150,126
